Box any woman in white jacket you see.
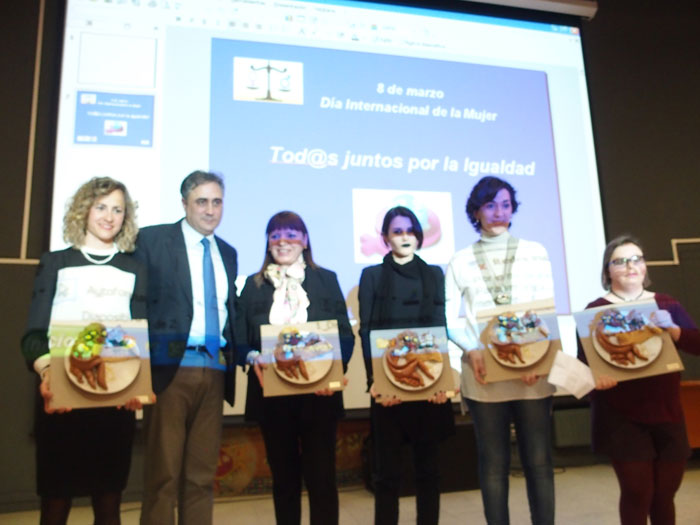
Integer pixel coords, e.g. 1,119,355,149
445,176,555,525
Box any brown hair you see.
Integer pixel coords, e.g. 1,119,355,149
253,211,318,286
600,234,652,290
465,176,520,232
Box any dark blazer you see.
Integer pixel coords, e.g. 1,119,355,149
358,261,446,387
135,220,238,405
235,266,354,422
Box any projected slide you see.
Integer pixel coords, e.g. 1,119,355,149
74,91,154,147
209,39,568,308
50,1,606,383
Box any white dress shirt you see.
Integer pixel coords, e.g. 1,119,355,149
181,219,229,350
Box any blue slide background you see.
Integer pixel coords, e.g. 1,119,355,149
209,39,569,312
74,91,154,147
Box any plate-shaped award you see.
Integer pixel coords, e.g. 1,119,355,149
379,330,444,391
485,311,551,369
591,308,663,369
63,323,141,394
271,326,335,385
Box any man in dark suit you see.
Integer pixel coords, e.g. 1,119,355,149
137,171,237,525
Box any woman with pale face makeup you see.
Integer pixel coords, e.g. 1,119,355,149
235,211,354,525
445,176,556,525
21,177,147,525
358,206,455,525
579,235,700,524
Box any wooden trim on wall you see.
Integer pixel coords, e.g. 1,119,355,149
4,0,46,267
19,0,46,263
646,238,700,267
0,259,40,265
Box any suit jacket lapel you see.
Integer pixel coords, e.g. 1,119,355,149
302,269,320,319
216,237,237,304
171,221,193,311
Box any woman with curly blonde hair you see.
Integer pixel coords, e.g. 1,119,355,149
22,177,148,525
63,177,139,252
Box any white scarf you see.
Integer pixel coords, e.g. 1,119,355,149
265,255,310,324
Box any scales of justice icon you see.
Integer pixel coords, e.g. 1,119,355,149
247,61,292,101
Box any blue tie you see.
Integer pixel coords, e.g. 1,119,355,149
201,238,220,356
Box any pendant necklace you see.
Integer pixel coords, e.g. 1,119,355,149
610,289,645,302
473,236,519,305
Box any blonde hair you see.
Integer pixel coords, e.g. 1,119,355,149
63,177,138,252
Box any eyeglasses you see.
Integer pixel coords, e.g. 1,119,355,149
609,255,645,267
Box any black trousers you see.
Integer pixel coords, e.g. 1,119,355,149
372,406,441,525
260,412,339,525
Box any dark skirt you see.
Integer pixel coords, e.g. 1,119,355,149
34,400,136,498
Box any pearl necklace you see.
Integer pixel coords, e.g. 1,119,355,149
80,244,118,265
610,288,645,302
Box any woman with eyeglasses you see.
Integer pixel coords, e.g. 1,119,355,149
579,234,700,525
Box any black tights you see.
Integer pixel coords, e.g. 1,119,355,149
612,459,686,525
40,491,122,525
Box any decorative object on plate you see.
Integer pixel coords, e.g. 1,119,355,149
272,327,333,384
65,324,141,393
488,311,550,367
594,308,663,367
381,330,443,390
68,322,108,389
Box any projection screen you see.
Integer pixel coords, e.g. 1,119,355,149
49,0,605,409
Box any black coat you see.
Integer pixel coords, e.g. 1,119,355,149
358,258,455,442
235,266,355,423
